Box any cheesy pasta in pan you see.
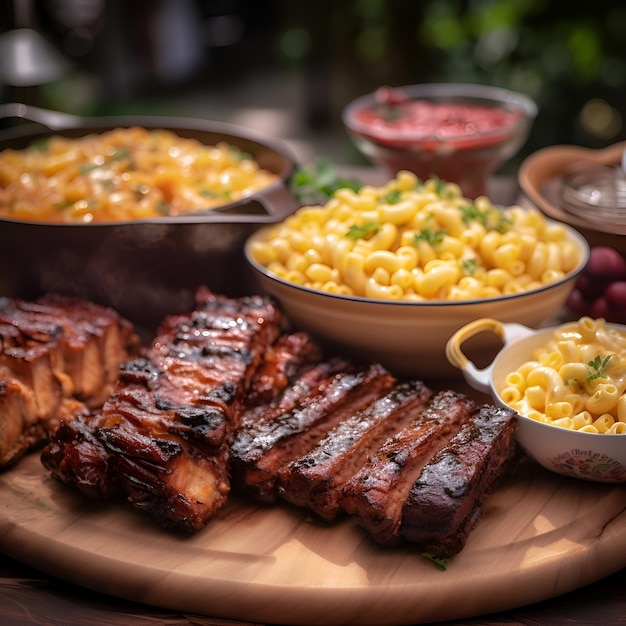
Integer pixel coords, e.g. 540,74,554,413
501,317,626,434
248,171,581,302
0,127,278,223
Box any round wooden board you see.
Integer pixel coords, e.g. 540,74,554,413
0,454,625,625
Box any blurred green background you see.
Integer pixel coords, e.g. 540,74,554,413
1,0,625,171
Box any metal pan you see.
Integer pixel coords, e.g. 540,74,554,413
0,103,300,334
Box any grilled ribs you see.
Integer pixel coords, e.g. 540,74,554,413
230,361,396,503
245,331,323,408
339,390,477,545
42,289,283,531
400,404,518,557
277,380,433,521
0,294,135,467
33,287,519,558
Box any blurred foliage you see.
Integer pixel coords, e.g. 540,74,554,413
3,0,624,169
279,0,626,164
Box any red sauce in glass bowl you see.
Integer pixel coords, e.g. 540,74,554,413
344,85,534,198
354,87,523,151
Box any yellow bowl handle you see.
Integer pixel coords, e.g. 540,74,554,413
446,318,534,394
445,318,506,370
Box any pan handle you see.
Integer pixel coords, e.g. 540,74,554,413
0,102,83,130
252,180,299,220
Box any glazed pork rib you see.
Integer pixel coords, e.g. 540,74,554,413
33,288,518,556
230,361,396,503
244,331,323,408
339,390,477,546
0,295,135,467
400,404,518,557
277,380,434,522
42,289,282,531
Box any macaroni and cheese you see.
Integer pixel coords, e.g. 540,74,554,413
501,317,626,434
249,171,581,302
0,127,278,223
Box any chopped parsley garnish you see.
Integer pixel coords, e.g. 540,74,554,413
200,188,231,199
229,146,252,161
461,258,479,275
421,552,447,571
79,163,99,174
460,202,511,233
110,146,131,161
290,158,362,204
29,138,50,153
380,189,402,204
53,200,73,211
412,228,446,247
586,355,614,382
432,177,446,196
345,222,381,240
156,200,171,215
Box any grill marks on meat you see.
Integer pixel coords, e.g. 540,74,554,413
42,290,283,532
230,362,396,503
233,365,517,557
277,380,433,521
0,295,135,467
340,390,476,545
400,405,518,557
34,288,518,557
245,332,323,408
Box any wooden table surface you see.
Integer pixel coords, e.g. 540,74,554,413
1,172,625,625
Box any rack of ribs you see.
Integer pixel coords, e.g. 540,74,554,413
399,404,518,557
277,379,433,522
230,361,396,503
36,288,519,558
337,394,517,555
42,288,283,532
0,294,136,468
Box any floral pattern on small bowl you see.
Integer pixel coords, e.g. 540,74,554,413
548,449,626,483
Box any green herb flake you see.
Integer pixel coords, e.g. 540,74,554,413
345,222,381,241
431,177,446,196
53,200,73,211
461,258,479,275
412,228,446,247
229,146,252,161
460,202,511,233
79,163,99,175
110,146,131,161
290,158,362,204
421,552,447,571
381,189,402,204
156,201,171,216
29,138,50,153
586,355,614,382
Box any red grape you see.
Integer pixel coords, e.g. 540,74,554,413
566,246,626,324
585,246,626,280
565,288,588,316
590,296,610,319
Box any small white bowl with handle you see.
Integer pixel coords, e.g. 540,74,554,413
446,318,626,483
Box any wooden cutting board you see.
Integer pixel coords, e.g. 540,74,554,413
0,452,624,625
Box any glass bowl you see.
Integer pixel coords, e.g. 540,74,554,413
342,83,537,199
561,165,626,228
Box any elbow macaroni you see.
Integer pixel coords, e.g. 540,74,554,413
0,127,278,222
501,317,626,434
249,171,582,302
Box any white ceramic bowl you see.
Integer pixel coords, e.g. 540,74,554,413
245,224,590,380
342,82,537,199
446,318,626,483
